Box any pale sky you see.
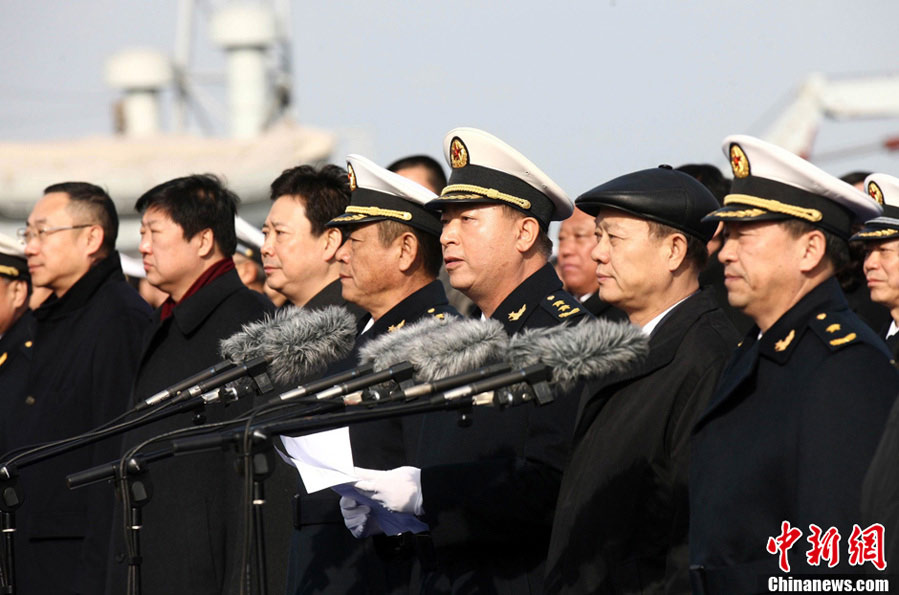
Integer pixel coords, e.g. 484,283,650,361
2,0,899,204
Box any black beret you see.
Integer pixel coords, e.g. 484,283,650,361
575,166,720,242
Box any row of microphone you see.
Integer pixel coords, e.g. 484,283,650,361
0,305,650,490
142,305,649,413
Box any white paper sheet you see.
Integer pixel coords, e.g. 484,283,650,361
280,428,429,535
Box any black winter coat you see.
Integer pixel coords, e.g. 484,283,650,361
5,254,151,594
105,268,273,595
544,289,739,594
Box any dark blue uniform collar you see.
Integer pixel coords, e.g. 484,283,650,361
359,279,450,342
755,276,848,364
491,263,565,334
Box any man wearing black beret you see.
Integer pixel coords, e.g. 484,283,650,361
544,166,739,594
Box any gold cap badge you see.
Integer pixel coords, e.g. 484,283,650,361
450,137,469,169
868,181,884,205
730,143,750,179
347,163,357,191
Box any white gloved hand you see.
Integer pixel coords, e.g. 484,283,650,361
354,466,424,516
339,495,383,538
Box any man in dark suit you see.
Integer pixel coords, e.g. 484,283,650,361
8,182,152,594
344,127,590,593
105,174,273,595
544,166,739,594
689,136,899,593
285,154,456,594
557,205,626,321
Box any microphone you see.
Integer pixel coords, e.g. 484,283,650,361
506,318,649,393
358,315,509,381
138,360,237,410
220,305,357,386
137,306,356,411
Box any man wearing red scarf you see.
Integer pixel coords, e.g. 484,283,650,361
105,174,273,595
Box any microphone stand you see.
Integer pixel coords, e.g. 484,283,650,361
0,366,269,595
69,364,550,595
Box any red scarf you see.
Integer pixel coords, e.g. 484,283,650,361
160,257,235,321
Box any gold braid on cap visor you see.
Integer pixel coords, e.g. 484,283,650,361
441,184,532,210
345,205,413,221
723,195,823,222
0,265,19,277
855,228,899,239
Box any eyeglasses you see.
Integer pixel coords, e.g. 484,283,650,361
17,224,92,243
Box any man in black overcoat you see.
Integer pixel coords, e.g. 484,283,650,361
544,166,740,594
341,127,591,593
7,182,152,594
689,135,899,593
105,174,273,595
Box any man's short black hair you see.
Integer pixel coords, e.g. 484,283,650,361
44,181,119,257
269,164,351,236
387,155,447,193
840,171,872,187
135,174,239,256
675,164,730,205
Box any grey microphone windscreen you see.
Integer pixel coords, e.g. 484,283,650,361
507,319,648,393
220,305,357,385
358,316,509,382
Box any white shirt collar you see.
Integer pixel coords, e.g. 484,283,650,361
887,320,899,339
641,294,693,336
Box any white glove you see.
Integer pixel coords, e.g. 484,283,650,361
354,466,424,516
339,495,383,538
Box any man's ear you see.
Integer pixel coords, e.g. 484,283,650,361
397,232,419,273
196,228,216,259
322,228,343,262
514,216,541,254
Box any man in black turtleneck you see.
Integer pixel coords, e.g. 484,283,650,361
7,182,152,594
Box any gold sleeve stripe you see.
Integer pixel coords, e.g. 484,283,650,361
441,184,532,210
345,206,413,221
724,194,823,223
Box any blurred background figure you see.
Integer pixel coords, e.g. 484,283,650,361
557,205,626,320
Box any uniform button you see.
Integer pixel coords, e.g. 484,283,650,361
24,396,35,406
24,341,32,348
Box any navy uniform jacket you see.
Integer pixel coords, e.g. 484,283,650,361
285,279,456,595
545,288,739,594
0,310,35,455
861,395,899,573
105,268,273,595
6,253,152,595
689,277,899,594
415,263,591,594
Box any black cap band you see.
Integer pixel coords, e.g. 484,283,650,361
327,188,442,237
429,164,555,229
